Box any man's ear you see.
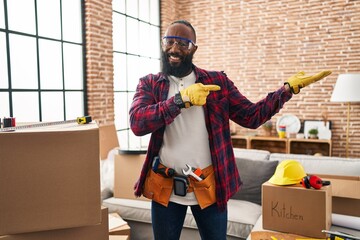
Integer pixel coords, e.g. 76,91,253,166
192,45,198,54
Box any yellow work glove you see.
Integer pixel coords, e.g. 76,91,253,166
285,70,332,94
180,83,221,106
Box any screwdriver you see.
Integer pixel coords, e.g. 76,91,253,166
152,156,175,178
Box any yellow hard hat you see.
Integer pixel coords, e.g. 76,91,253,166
268,160,306,185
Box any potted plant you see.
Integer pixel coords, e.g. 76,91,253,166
308,128,319,139
262,120,273,136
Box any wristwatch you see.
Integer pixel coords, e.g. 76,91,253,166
174,93,191,109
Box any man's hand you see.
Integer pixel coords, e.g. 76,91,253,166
180,83,221,106
285,70,332,94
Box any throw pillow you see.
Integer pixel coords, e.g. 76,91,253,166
231,158,278,205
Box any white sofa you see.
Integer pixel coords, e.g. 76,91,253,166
102,148,360,240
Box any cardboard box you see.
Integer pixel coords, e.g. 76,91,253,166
0,207,108,240
262,182,332,239
250,217,326,240
318,174,360,217
332,197,359,217
109,236,130,240
251,231,325,240
0,123,101,235
109,213,131,236
114,153,149,201
99,123,149,200
99,124,119,160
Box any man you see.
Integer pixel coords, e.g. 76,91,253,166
129,20,331,240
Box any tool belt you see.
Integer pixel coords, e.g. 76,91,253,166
143,164,216,209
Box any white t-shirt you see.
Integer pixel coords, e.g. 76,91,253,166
159,71,212,205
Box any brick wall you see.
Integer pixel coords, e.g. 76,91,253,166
84,0,114,126
85,0,360,158
161,0,360,158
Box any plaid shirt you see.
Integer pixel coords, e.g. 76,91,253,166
130,65,292,211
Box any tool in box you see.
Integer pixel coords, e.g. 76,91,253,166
322,230,360,240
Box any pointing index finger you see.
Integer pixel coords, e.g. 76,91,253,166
203,84,221,92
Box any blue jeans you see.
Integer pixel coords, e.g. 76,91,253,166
151,201,227,240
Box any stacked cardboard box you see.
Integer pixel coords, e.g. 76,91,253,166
259,174,360,239
262,181,332,239
99,124,133,239
0,122,107,239
318,174,360,217
109,236,130,240
98,123,148,202
114,153,149,201
99,124,120,161
0,207,109,240
251,216,327,240
109,213,131,239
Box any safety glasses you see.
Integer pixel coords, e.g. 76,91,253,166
162,36,197,50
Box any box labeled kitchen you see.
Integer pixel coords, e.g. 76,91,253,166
262,181,332,239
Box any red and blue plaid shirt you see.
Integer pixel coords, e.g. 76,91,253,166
130,65,292,211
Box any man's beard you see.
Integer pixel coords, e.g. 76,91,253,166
161,51,193,78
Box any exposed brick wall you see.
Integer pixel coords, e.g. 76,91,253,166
161,0,360,158
84,0,114,126
85,0,360,158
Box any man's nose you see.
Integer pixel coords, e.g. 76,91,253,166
169,41,182,51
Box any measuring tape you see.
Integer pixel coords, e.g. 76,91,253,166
0,116,92,132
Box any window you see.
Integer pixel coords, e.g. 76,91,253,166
0,0,86,123
113,0,160,150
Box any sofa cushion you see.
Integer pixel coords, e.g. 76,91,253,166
103,198,152,224
227,199,262,239
232,158,278,205
102,197,262,239
269,153,360,176
233,148,270,161
102,197,200,230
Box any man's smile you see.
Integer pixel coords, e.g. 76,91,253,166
169,54,182,64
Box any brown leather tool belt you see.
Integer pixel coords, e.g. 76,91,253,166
143,163,216,209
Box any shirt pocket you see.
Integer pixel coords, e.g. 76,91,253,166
192,169,216,209
143,169,173,207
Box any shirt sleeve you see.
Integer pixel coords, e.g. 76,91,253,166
229,84,293,129
129,76,181,136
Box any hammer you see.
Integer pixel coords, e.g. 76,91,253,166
182,164,203,181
